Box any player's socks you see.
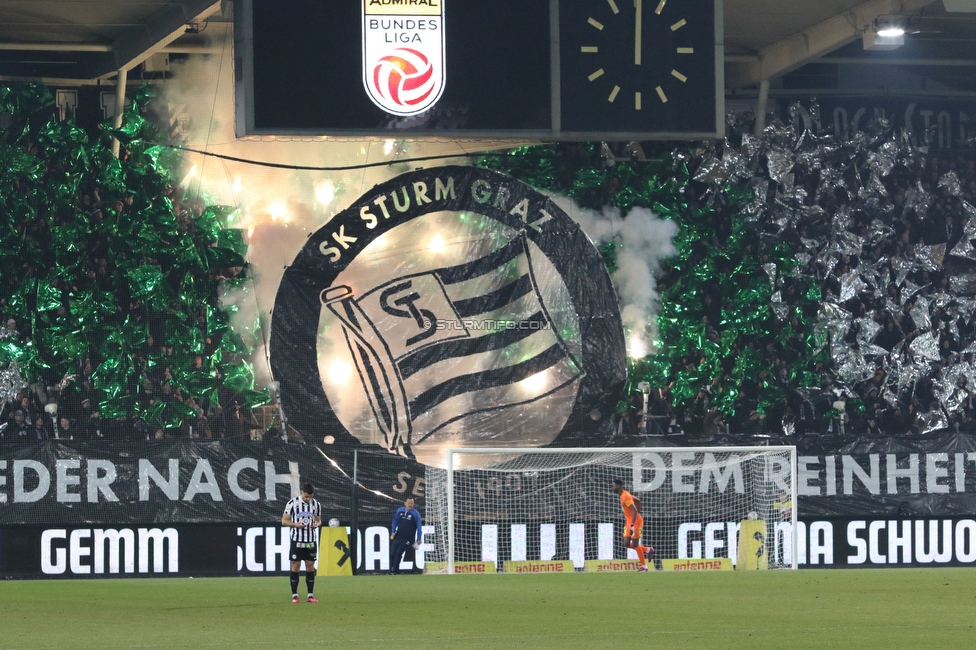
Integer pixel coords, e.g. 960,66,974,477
305,574,315,598
290,571,300,596
635,545,647,565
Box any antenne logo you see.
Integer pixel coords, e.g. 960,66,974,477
270,168,627,465
362,1,446,116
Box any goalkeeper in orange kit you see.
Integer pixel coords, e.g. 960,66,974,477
612,478,653,572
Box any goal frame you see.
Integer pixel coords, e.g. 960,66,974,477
444,445,798,574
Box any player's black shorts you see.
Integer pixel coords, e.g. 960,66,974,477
290,541,317,562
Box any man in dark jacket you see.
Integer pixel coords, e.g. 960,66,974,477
389,497,423,575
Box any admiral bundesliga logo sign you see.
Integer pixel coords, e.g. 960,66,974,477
270,168,626,462
362,0,446,116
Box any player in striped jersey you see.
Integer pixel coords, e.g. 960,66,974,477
282,483,322,603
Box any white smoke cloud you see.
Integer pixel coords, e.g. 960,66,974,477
160,37,515,387
549,196,678,358
161,33,676,386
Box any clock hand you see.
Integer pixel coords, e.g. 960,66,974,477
634,0,642,65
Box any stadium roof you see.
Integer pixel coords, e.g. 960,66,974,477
724,0,976,94
0,0,224,82
0,0,974,93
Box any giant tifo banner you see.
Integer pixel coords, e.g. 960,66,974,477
269,166,628,465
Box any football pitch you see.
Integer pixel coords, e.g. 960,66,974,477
1,570,974,649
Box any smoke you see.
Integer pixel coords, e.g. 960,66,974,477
159,37,508,387
549,196,678,358
160,34,676,387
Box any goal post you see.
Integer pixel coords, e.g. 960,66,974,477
426,446,798,574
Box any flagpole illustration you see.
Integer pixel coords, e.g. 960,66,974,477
321,235,588,453
321,285,412,455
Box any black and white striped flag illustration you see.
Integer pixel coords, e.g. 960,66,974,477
321,234,582,456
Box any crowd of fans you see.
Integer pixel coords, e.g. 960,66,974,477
0,101,275,446
5,99,976,446
623,146,976,438
0,359,268,444
0,348,272,447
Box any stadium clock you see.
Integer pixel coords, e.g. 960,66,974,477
580,0,696,110
557,0,720,138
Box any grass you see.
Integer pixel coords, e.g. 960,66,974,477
1,570,975,649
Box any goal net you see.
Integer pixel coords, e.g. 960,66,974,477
425,446,797,573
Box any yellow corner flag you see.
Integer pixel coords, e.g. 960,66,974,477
318,526,354,577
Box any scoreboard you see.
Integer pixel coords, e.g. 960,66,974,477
234,0,723,139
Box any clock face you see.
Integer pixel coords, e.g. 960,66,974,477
559,0,717,136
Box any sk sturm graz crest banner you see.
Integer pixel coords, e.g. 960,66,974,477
270,167,627,464
362,0,446,116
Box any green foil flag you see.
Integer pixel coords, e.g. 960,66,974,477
0,82,270,421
